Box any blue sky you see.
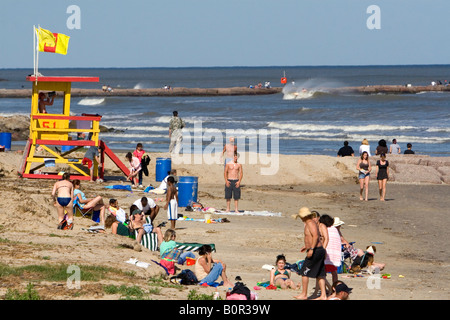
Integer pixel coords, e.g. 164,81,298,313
1,0,450,68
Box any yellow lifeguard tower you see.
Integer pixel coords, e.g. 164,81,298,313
19,75,129,181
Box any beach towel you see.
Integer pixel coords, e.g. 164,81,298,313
325,226,342,267
104,185,132,191
214,210,281,217
175,242,216,252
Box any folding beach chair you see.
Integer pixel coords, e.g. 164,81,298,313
73,201,100,223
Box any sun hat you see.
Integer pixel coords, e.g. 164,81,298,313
298,207,312,218
335,283,352,294
333,217,345,227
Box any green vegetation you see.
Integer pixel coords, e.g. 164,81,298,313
187,289,215,300
4,283,40,300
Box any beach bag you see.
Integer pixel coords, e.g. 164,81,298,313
228,282,251,300
170,269,198,285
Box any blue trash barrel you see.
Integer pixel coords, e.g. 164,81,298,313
178,176,198,207
155,157,171,182
0,132,12,151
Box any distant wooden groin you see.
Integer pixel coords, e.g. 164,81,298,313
1,84,450,98
0,87,282,98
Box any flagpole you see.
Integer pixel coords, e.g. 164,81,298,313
36,25,40,83
33,25,36,76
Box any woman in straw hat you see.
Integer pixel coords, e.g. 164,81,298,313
292,207,327,300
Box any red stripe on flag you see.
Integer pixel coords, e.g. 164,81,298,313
43,33,58,53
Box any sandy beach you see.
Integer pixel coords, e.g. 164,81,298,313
0,148,449,301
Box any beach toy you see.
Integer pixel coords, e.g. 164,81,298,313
178,176,198,207
382,274,391,279
0,132,12,151
155,157,171,182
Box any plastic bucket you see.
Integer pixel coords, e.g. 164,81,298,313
155,157,171,182
0,132,12,151
178,176,198,207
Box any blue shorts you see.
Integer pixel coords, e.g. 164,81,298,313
359,173,370,180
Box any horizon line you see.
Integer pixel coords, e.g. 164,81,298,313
2,63,450,71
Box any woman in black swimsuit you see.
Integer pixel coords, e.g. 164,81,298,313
376,153,389,201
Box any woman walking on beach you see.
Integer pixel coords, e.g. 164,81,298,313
357,151,371,201
376,153,389,201
51,172,74,229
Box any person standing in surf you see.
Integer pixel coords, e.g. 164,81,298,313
168,111,185,155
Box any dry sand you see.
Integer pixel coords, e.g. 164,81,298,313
0,149,449,301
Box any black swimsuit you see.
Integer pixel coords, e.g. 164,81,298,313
376,160,389,180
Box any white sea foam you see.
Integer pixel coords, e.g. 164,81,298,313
78,98,105,106
267,122,419,133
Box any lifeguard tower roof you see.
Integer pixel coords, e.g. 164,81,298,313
26,76,99,83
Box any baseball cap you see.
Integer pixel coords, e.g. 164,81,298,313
335,283,352,294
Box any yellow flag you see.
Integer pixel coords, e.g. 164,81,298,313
35,27,70,55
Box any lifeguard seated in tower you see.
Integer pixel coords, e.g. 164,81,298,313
38,91,55,113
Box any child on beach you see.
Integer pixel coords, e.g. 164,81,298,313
125,152,141,187
269,254,297,289
132,143,146,188
164,176,178,229
107,198,128,224
159,229,196,274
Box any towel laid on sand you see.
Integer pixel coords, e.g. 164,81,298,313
214,210,281,217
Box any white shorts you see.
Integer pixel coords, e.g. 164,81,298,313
167,199,178,221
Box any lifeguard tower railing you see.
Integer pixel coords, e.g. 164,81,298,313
19,75,129,181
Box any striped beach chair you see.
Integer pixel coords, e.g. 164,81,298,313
174,242,216,252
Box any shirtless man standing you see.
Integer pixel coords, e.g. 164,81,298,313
224,153,243,213
293,207,327,300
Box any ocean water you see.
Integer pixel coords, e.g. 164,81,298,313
0,65,449,156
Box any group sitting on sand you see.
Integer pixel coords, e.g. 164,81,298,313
50,137,387,301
